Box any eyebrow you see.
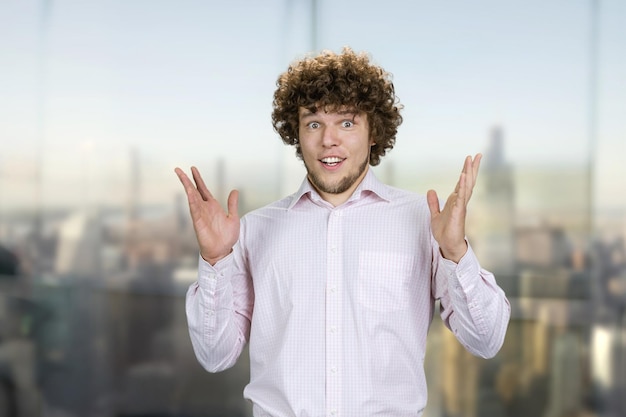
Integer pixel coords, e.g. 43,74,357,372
299,109,316,119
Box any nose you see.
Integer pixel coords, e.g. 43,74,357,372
321,126,339,148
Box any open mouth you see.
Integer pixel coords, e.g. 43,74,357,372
321,157,345,167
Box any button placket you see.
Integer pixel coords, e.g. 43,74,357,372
325,209,343,416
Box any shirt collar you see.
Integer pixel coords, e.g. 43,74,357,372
287,168,392,210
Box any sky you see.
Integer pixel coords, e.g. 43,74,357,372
0,0,624,211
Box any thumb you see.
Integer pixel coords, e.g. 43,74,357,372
427,189,440,217
227,189,239,218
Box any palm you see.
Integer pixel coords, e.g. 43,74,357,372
175,166,240,264
427,154,482,263
429,193,466,249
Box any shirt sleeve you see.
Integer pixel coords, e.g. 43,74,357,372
185,237,254,372
431,238,511,359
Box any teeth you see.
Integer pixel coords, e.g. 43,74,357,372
322,157,343,164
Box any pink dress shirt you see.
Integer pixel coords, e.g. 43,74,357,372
186,169,510,417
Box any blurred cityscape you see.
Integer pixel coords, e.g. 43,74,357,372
0,126,624,417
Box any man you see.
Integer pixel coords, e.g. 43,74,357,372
175,47,510,416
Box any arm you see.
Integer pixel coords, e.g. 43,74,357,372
432,240,510,358
186,242,253,372
175,166,252,372
427,154,510,357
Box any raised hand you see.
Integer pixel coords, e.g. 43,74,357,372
426,154,482,263
175,166,240,265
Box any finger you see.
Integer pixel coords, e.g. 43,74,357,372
175,167,199,196
463,153,482,203
465,153,478,191
462,155,471,173
457,172,467,206
472,153,482,181
191,166,214,201
427,189,441,216
453,177,461,194
227,189,239,218
454,155,471,194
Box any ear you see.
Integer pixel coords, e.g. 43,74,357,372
369,134,376,146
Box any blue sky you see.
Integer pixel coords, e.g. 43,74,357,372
0,0,624,210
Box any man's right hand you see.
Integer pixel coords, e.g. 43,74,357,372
175,166,240,265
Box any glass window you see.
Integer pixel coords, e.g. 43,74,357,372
0,1,624,416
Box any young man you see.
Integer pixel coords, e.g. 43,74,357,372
175,47,510,416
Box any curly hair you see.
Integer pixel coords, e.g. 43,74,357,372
271,47,403,166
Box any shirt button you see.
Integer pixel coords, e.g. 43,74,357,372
330,326,337,333
330,366,337,374
330,409,337,416
329,286,336,294
330,246,337,253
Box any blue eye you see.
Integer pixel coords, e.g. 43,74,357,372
308,122,320,129
342,120,354,128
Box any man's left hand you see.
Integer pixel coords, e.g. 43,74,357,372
427,153,482,263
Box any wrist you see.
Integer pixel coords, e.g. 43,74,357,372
439,241,468,263
201,249,232,266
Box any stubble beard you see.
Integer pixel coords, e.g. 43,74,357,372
305,156,370,196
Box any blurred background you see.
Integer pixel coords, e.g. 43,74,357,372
0,0,624,416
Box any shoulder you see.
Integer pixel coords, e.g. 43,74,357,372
242,195,292,220
365,183,432,229
240,192,305,231
365,172,428,210
382,184,429,211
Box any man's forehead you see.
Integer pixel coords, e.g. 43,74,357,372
299,105,360,117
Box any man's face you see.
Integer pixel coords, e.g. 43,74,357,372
298,107,373,206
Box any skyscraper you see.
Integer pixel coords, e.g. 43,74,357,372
471,126,516,275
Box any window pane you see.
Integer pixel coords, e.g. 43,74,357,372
0,1,624,416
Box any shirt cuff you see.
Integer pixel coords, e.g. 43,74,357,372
440,242,481,291
197,252,234,291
